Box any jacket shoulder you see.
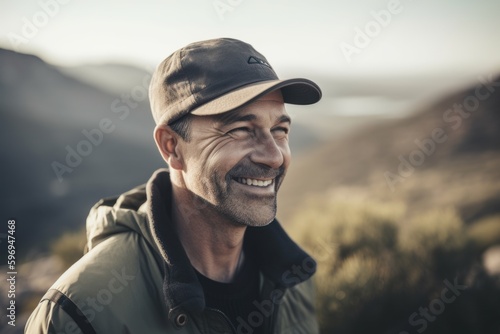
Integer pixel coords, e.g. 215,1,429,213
25,290,96,334
277,279,319,333
27,232,168,333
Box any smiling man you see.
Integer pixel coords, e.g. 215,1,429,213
26,38,322,334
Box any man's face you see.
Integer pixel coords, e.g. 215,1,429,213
177,90,291,227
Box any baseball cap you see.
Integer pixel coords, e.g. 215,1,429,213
149,38,322,125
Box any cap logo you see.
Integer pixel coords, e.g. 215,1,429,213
247,56,271,68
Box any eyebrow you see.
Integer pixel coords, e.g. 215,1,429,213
277,114,292,125
214,112,292,127
214,113,257,126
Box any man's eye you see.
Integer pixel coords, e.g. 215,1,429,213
228,127,251,134
273,127,289,134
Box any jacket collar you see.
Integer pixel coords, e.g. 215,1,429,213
145,168,316,318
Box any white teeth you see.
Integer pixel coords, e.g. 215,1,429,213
237,177,273,187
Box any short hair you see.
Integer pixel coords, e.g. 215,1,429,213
168,114,193,142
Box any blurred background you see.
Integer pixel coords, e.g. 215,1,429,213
1,0,500,333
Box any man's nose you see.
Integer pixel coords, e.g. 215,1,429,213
249,132,285,169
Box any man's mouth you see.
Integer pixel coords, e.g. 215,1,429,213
234,177,274,187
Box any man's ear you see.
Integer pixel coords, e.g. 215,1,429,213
154,124,183,170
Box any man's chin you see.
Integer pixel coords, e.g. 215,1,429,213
218,201,276,227
241,216,275,228
216,184,278,226
232,205,277,227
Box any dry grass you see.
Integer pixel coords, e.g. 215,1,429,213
287,195,500,333
50,227,86,269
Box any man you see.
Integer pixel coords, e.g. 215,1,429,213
26,38,322,334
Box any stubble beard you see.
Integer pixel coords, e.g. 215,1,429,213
208,163,285,227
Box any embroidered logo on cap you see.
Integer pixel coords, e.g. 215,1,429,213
247,56,271,68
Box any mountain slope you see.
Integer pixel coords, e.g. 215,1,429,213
0,49,165,256
278,75,500,224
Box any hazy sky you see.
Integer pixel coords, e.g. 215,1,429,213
1,0,500,77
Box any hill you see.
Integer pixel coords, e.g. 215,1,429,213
59,63,153,96
278,74,500,224
0,48,165,256
278,74,500,333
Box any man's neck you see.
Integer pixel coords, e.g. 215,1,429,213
171,189,246,283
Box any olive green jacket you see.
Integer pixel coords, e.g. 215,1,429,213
25,169,318,333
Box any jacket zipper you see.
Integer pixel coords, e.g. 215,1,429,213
206,307,237,334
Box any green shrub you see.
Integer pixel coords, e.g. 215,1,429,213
288,195,500,334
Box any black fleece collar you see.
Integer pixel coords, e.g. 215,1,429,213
145,168,316,320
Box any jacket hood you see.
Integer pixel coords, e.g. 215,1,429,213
85,181,155,255
85,168,316,323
